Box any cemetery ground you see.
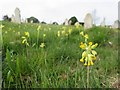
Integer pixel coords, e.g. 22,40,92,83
1,21,119,88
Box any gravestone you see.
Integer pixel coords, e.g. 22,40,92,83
64,19,69,25
84,13,93,29
25,18,28,23
100,18,105,27
112,20,120,29
11,14,15,22
14,7,21,23
68,20,72,25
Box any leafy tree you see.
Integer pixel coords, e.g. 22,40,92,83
41,21,46,24
27,16,39,23
3,15,11,21
53,22,58,25
69,16,78,25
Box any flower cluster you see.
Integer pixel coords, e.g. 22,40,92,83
80,32,98,66
21,32,30,46
57,27,72,37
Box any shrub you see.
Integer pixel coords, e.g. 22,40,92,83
68,16,78,25
27,16,39,23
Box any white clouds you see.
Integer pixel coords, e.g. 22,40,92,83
0,0,119,25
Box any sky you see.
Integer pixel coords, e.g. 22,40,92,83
0,0,119,25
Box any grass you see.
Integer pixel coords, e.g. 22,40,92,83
1,21,119,88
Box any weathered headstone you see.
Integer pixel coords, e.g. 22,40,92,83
14,7,21,23
30,20,33,23
112,20,120,29
84,13,93,29
100,18,105,27
68,20,72,25
11,14,15,22
25,18,28,23
64,19,69,25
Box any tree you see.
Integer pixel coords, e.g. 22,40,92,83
27,16,39,23
52,22,58,25
3,15,11,21
68,16,78,25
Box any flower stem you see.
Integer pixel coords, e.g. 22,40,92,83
87,66,89,88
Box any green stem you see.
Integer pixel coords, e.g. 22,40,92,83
87,66,89,88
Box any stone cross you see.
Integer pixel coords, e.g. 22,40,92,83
84,13,93,29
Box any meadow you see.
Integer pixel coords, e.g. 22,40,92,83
1,21,119,88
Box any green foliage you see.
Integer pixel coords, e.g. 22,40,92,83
3,15,11,22
27,16,39,23
2,21,119,88
69,16,78,25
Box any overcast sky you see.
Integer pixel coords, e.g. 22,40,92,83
0,0,119,25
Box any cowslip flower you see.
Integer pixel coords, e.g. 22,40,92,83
75,22,80,29
57,31,60,37
80,31,98,66
43,34,46,37
84,34,89,39
68,28,72,34
24,32,29,37
80,31,84,36
0,25,4,29
40,43,45,48
21,37,29,46
80,41,98,66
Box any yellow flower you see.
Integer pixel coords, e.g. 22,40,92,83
80,31,84,36
18,32,20,35
24,32,29,37
22,36,26,39
80,42,87,49
80,58,84,62
68,28,72,34
75,22,80,29
57,31,60,37
91,50,97,55
88,61,91,66
0,25,4,29
43,34,46,37
90,61,94,65
82,51,87,57
89,42,92,46
84,34,89,39
91,43,98,49
84,62,87,66
22,39,26,44
40,43,45,48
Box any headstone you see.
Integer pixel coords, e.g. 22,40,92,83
100,18,105,27
64,19,69,25
68,20,72,25
84,13,93,29
14,7,21,23
112,20,120,29
11,14,15,22
30,20,33,23
25,18,28,23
